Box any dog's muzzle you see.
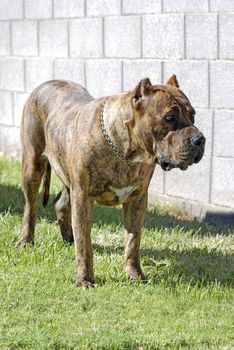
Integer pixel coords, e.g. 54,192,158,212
159,131,206,172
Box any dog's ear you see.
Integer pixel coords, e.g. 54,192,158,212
132,78,153,108
166,74,179,88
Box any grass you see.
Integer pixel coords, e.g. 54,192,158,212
0,156,233,350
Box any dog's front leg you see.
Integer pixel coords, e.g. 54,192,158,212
123,193,148,282
70,186,94,288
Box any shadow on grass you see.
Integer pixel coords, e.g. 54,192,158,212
0,184,233,236
93,243,234,287
143,245,234,287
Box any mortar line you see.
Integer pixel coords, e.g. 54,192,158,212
0,11,231,22
102,17,105,57
23,0,25,18
23,59,26,93
37,20,40,57
208,110,215,204
217,13,220,59
184,14,186,59
0,124,20,129
208,60,210,109
121,60,124,91
84,60,87,89
84,0,87,17
161,60,163,84
52,0,54,18
9,21,13,56
11,90,15,126
67,20,70,58
140,16,143,58
52,58,55,79
0,56,227,62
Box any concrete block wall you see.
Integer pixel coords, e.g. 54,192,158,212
0,0,234,216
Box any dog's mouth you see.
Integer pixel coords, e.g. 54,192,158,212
160,158,194,171
157,135,206,172
159,149,204,172
160,160,189,171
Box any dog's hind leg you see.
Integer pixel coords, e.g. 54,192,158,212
16,111,47,247
16,150,48,247
55,185,73,243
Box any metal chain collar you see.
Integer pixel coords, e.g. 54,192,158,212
100,99,132,166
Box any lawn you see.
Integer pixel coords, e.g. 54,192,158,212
0,156,233,350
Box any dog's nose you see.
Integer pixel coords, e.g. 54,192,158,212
191,135,206,147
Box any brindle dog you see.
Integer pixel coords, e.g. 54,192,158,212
17,75,205,288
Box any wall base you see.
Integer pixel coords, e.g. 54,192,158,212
149,193,234,225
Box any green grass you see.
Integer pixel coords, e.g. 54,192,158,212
0,156,233,350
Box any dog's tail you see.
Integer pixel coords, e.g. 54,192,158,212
42,162,51,208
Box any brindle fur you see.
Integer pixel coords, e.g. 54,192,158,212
17,76,205,288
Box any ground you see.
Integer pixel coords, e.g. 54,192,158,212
0,157,233,350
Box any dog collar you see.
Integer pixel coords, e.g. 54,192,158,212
100,99,132,166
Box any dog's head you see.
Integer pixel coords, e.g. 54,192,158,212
126,75,205,170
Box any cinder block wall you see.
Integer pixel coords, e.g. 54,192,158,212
0,0,234,216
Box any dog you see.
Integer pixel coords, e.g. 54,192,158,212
17,75,205,288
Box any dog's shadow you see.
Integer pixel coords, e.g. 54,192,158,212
93,206,234,288
93,244,234,288
1,183,233,288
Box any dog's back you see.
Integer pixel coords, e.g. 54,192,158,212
21,80,93,140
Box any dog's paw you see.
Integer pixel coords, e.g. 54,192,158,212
15,236,34,248
126,267,148,283
76,278,95,289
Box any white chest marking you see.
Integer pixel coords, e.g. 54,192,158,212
109,186,136,204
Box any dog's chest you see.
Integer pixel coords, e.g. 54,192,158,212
109,186,136,204
94,185,139,205
91,164,154,205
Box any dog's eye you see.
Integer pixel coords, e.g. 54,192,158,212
166,114,176,122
